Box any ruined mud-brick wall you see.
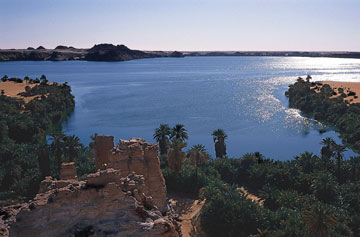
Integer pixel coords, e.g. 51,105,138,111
3,163,179,237
94,135,114,170
94,136,167,213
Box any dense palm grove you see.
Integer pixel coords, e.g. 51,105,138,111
0,75,94,204
158,124,360,236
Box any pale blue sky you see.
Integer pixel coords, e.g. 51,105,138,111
1,0,359,51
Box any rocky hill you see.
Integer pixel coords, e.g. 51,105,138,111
85,44,156,61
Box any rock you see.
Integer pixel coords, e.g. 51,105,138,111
59,162,77,180
36,46,45,50
27,50,52,61
0,204,27,237
54,45,69,50
95,137,167,213
86,168,120,187
4,170,179,237
85,44,156,61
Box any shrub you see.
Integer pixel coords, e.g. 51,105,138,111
201,179,266,237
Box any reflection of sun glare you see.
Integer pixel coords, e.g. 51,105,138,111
231,56,360,133
287,57,360,82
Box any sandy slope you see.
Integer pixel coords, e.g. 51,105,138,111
179,199,206,237
0,81,37,102
317,81,360,104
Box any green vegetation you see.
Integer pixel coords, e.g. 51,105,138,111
0,75,95,204
1,75,45,84
286,76,360,152
153,124,171,155
158,122,359,236
212,128,228,158
170,124,188,141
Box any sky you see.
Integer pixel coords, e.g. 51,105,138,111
0,0,360,51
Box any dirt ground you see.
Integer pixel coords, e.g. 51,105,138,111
314,81,360,104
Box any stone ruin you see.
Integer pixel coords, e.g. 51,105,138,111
94,136,167,213
0,137,179,237
59,162,77,180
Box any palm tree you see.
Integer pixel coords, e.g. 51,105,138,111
349,156,360,181
23,76,30,84
153,124,171,155
37,142,51,179
320,137,335,161
295,152,317,173
64,135,82,162
332,143,346,175
189,144,210,181
89,133,98,150
310,172,338,203
40,74,48,84
168,138,187,176
302,203,337,237
306,75,312,83
1,75,8,82
254,152,265,164
189,144,209,166
212,129,227,158
49,132,66,172
171,124,188,141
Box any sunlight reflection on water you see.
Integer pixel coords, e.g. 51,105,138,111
1,56,360,159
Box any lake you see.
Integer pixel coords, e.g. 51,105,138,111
1,56,360,160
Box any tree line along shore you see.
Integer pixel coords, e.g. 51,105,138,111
1,75,360,236
286,76,360,153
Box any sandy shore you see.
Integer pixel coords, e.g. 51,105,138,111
318,81,360,104
0,81,37,102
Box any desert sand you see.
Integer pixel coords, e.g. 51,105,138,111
317,81,360,104
0,81,37,102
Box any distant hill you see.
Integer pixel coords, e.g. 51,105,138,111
0,44,181,62
85,44,158,61
0,44,359,61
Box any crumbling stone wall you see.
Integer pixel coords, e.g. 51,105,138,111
94,135,114,170
59,162,77,180
94,137,167,213
3,167,178,237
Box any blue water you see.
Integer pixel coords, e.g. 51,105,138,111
1,56,360,160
